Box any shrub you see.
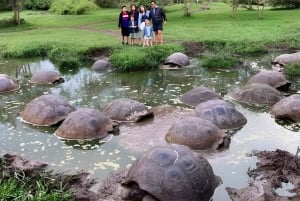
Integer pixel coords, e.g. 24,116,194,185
285,62,300,79
0,0,11,11
48,47,81,73
268,0,300,8
110,44,183,72
94,0,119,8
50,0,98,15
24,0,52,10
201,53,241,69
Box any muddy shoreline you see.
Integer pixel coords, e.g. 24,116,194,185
1,148,300,201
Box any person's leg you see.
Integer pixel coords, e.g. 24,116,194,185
154,31,158,44
152,24,158,44
157,23,163,44
157,30,163,44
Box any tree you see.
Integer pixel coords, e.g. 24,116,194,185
256,0,266,19
10,0,22,25
183,0,194,16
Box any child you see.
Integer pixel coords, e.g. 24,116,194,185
129,15,138,45
143,19,153,47
118,6,130,45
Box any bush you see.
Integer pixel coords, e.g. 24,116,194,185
24,0,52,10
0,0,11,11
285,62,300,79
50,0,98,15
201,53,241,69
268,0,300,8
94,0,119,8
110,44,183,72
48,47,81,73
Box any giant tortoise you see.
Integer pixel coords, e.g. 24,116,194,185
91,59,112,70
272,51,300,66
20,94,75,126
162,52,190,69
179,86,221,107
55,108,114,140
0,74,19,93
29,70,64,84
228,83,284,106
270,94,300,122
101,98,153,122
195,99,247,129
165,116,228,150
247,70,291,91
121,144,221,201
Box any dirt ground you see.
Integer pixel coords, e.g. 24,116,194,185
226,149,300,201
1,148,300,201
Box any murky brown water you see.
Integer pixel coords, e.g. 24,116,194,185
1,55,299,201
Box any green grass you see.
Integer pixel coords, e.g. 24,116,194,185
0,3,299,65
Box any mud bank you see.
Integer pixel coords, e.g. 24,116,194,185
226,149,300,201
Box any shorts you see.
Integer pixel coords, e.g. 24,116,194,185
152,23,163,32
130,32,137,39
144,36,152,40
137,30,143,38
121,27,130,36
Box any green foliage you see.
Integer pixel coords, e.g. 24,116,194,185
24,0,52,10
0,158,73,201
94,0,119,8
285,62,300,79
110,44,183,72
50,0,98,15
225,41,269,56
268,0,300,8
48,47,81,73
0,0,11,11
137,0,152,9
202,52,241,69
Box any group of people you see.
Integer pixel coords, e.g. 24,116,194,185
118,1,167,47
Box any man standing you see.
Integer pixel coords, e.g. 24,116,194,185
148,1,167,44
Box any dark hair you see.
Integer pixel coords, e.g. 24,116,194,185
130,4,136,10
121,5,127,9
139,5,146,13
151,1,156,4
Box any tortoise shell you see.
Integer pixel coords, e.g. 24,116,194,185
164,52,190,67
0,74,19,93
91,59,112,70
122,144,221,201
270,94,300,122
247,70,291,91
195,99,247,129
55,108,114,140
30,70,64,84
179,86,221,107
165,116,227,150
20,94,75,126
101,98,153,122
228,83,284,106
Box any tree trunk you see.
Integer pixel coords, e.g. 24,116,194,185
11,0,21,26
231,0,239,17
257,0,265,19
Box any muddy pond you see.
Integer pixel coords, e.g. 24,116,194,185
1,53,300,201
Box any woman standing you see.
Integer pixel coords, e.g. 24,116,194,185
137,5,150,46
118,6,130,45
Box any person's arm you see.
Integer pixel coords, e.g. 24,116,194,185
161,8,167,22
118,13,121,28
148,10,152,21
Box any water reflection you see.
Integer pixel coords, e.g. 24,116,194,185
1,57,300,201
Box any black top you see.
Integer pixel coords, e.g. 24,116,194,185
149,7,167,24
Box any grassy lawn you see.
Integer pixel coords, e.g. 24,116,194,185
0,2,299,59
